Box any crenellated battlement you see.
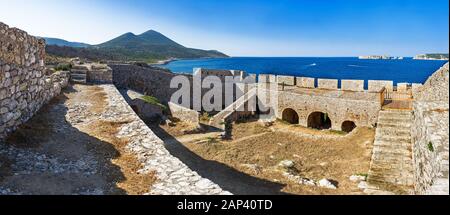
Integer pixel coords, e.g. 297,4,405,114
257,73,423,93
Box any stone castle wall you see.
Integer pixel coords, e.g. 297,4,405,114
1,22,69,140
276,89,382,130
110,64,182,104
411,62,449,195
259,74,409,93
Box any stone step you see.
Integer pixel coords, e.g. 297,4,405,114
377,117,411,125
376,128,410,136
71,74,87,79
71,69,88,74
373,140,411,148
378,111,412,117
375,135,411,143
377,122,411,129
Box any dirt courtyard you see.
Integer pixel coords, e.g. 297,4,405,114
0,84,155,195
158,120,375,195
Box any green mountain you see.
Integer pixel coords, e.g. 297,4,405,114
42,37,90,48
45,30,228,63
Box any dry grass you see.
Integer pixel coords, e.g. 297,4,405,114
156,121,203,138
84,86,108,114
84,120,156,195
182,121,375,195
228,121,272,140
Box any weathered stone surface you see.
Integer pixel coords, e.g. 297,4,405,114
168,102,200,125
296,77,315,88
318,79,338,90
277,75,296,86
100,85,230,195
341,80,364,92
0,22,70,140
411,63,449,195
368,80,394,92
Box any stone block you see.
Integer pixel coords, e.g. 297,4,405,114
296,77,315,88
277,75,296,86
368,80,394,92
318,79,338,90
397,83,409,92
341,80,364,92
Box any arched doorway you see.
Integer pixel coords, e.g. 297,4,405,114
341,121,357,133
307,112,332,130
282,108,299,124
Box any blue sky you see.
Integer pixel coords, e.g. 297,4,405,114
0,0,448,56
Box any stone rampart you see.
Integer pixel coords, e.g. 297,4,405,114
411,62,449,195
1,22,69,140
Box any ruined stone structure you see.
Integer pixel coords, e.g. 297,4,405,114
70,62,112,84
1,22,447,195
0,22,69,140
411,63,449,195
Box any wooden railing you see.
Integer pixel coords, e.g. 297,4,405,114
381,87,414,110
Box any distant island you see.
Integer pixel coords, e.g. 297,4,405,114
358,55,403,60
43,30,228,63
414,53,449,60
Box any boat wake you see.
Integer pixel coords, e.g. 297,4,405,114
348,64,367,68
303,63,317,68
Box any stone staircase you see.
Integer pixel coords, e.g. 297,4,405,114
365,109,414,195
209,87,257,129
70,65,88,84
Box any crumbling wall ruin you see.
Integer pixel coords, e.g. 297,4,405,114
411,63,449,195
0,22,69,140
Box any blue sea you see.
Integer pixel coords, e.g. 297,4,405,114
161,57,448,85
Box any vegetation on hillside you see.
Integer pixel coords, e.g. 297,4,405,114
45,30,228,63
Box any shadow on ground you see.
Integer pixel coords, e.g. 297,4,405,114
0,86,127,195
149,125,288,195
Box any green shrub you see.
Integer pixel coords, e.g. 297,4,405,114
139,95,168,111
54,63,72,71
428,142,435,152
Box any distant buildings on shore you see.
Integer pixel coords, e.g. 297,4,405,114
359,54,449,61
414,54,449,61
358,55,404,60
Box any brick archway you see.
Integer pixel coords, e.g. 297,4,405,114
307,112,332,130
282,108,299,124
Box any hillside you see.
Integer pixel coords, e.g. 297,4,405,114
414,53,449,60
43,37,90,48
45,30,228,63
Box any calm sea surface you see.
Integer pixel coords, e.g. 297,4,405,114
161,57,448,85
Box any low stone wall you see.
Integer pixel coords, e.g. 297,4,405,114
87,64,113,84
1,22,69,140
168,102,199,125
101,85,230,195
110,64,181,104
296,77,315,88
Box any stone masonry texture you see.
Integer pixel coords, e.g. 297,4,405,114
1,22,69,140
